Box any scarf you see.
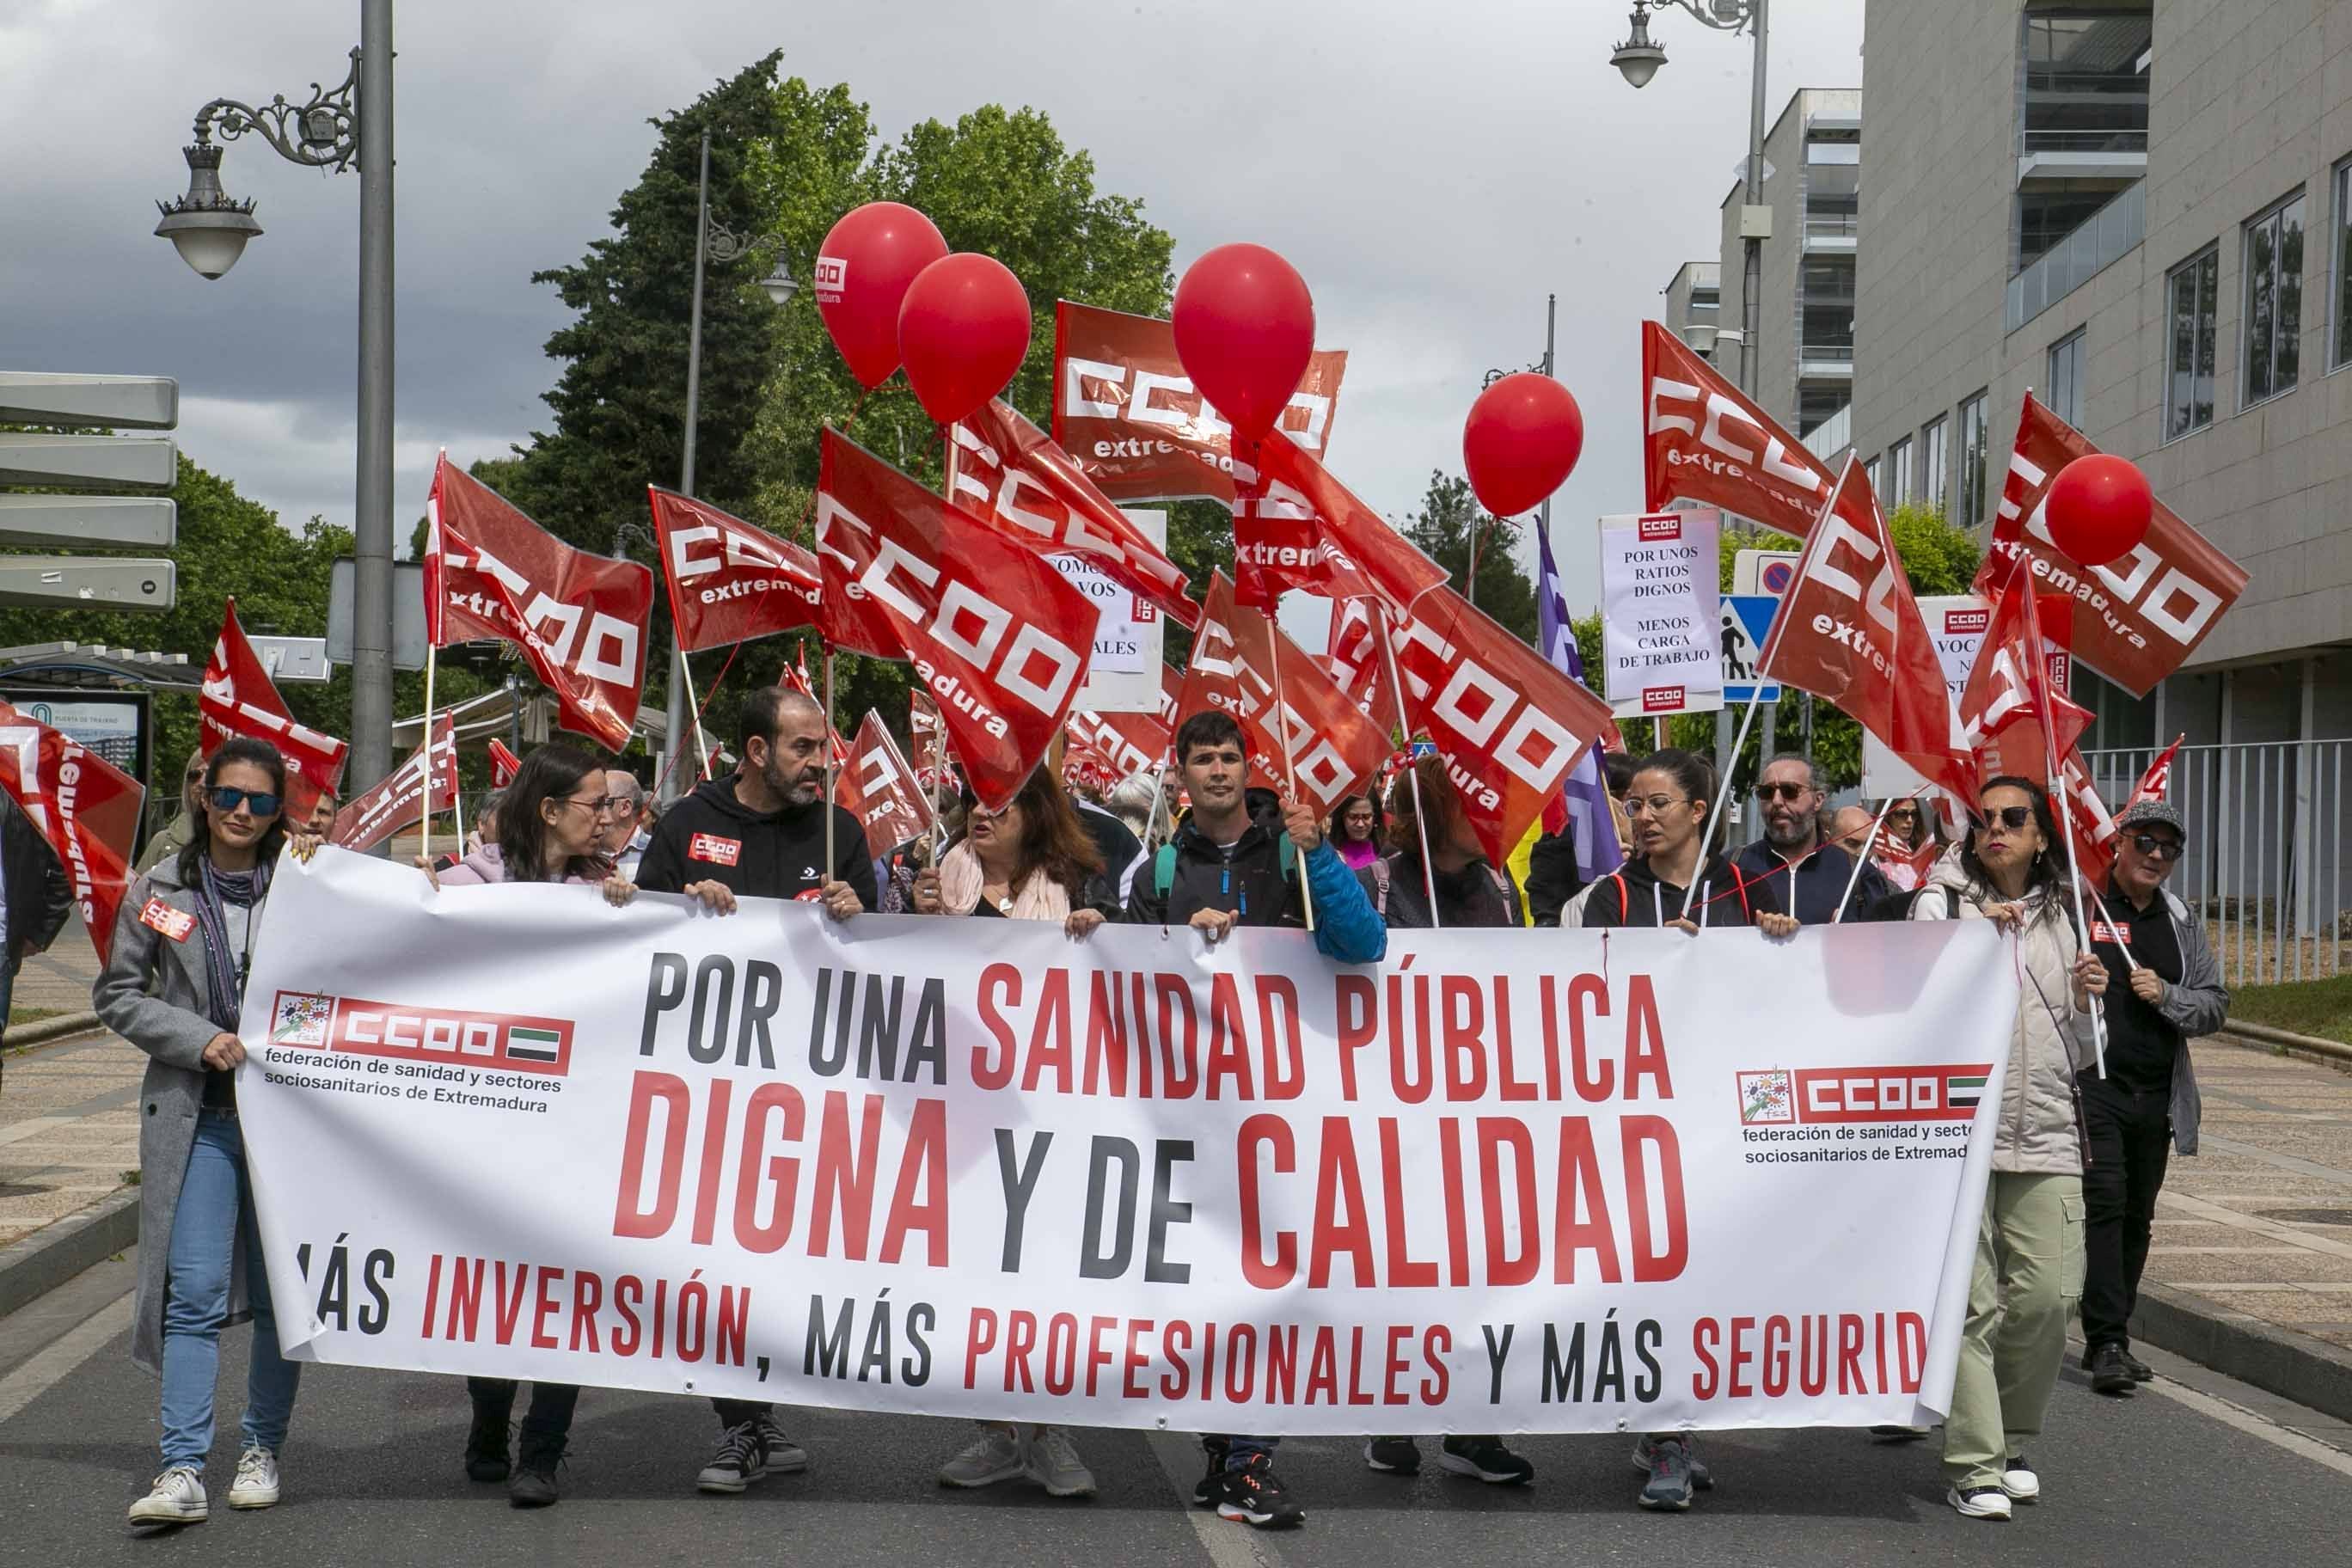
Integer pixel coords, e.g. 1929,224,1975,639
937,842,1072,922
193,855,272,1032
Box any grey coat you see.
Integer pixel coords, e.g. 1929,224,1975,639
2130,885,2230,1156
92,853,269,1376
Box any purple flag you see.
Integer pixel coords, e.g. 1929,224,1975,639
1536,520,1624,876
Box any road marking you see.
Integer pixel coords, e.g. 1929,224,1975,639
1145,1430,1287,1568
0,1293,131,1425
2138,1374,2352,1479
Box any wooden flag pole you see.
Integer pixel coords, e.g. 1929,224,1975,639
1374,601,1441,929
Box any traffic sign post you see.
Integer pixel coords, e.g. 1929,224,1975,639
0,372,180,613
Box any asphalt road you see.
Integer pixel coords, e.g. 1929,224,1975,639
3,1255,2349,1568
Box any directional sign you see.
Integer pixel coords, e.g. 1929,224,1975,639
1720,593,1782,704
0,373,179,613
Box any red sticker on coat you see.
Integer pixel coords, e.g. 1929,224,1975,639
2089,921,2130,945
139,898,196,943
688,833,742,867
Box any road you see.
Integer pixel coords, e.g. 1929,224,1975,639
3,1253,2349,1568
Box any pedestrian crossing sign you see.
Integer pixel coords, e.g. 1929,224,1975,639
1720,594,1782,705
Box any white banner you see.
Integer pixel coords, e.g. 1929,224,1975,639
236,850,2013,1434
1053,509,1168,715
1600,509,1725,720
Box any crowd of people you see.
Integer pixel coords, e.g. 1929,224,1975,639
97,693,2230,1530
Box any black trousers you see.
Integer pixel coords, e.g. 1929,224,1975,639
713,1398,773,1428
2079,1081,2174,1351
469,1377,579,1443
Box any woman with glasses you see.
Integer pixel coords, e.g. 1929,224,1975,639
909,765,1110,1498
100,738,304,1527
1329,791,1385,870
430,744,727,1506
1869,796,1944,891
1910,775,2109,1522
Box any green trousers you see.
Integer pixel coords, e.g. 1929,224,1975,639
1944,1171,2085,1491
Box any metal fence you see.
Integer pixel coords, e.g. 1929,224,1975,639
2079,739,2350,989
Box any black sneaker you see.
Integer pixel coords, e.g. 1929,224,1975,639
1192,1438,1229,1507
2087,1343,2135,1396
1440,1436,1533,1485
464,1406,512,1484
1363,1436,1421,1474
2121,1348,2155,1382
509,1434,566,1509
696,1422,765,1494
1216,1452,1304,1528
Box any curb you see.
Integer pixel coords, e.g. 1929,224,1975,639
2131,1279,2352,1426
2214,1022,2352,1068
0,1187,140,1322
2,1011,103,1051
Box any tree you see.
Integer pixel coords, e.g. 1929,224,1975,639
1403,472,1537,646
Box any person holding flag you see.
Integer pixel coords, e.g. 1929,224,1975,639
1524,517,1620,923
1909,776,2110,1521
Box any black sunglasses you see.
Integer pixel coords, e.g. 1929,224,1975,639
2128,832,2183,861
1754,781,1811,802
209,786,282,818
1979,805,2034,832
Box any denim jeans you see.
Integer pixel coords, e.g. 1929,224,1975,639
1213,1435,1279,1470
160,1108,301,1467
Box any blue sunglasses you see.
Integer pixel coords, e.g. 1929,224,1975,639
209,785,283,818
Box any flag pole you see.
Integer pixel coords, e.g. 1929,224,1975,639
823,645,837,884
1374,601,1441,929
1681,684,1763,919
2049,764,2110,1080
1831,792,1902,924
1264,626,1316,934
419,644,437,865
676,647,713,779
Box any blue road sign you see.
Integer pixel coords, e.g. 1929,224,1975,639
1720,593,1782,704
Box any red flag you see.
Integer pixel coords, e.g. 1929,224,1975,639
1959,574,2092,785
814,429,1101,812
647,487,823,653
1174,572,1389,815
1232,434,1449,615
425,454,653,750
2129,734,2184,807
199,599,348,823
0,702,144,962
1326,596,1401,732
948,398,1198,628
487,738,522,789
1642,320,1840,540
1050,299,1349,504
1065,708,1164,781
1979,394,2246,695
2052,749,2122,887
331,714,459,854
1388,587,1615,866
846,710,934,859
1758,458,1976,804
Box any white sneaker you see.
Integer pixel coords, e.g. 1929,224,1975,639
227,1445,281,1510
937,1423,1026,1488
2000,1455,2040,1504
1948,1484,2012,1520
1026,1425,1098,1498
128,1465,207,1526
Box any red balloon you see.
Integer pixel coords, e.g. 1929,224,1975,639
1171,243,1315,442
815,202,948,389
2043,453,2153,567
1462,373,1584,518
897,254,1032,426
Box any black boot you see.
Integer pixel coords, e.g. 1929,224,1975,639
509,1431,566,1508
464,1397,513,1483
2087,1342,2135,1395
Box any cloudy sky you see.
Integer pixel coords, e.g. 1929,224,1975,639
1,0,1863,615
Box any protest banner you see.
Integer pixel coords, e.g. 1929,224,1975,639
236,848,2013,1435
1598,510,1724,720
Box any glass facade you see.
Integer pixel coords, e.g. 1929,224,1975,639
2165,246,2218,439
1956,391,1990,529
2048,328,2086,426
2243,192,2305,405
2021,9,2153,156
1886,436,1913,504
1920,416,1948,512
2337,160,2352,371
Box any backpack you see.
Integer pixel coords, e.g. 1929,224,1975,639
1154,834,1297,899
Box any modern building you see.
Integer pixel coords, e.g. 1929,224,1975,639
1848,0,2352,755
1712,87,1862,443
1662,260,1723,364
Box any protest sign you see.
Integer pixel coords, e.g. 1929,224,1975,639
236,849,2013,1435
1057,509,1169,716
1860,597,1988,797
1599,510,1724,720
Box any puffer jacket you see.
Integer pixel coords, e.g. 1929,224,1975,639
1911,850,2095,1174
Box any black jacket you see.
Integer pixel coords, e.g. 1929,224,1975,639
1731,838,1896,924
1580,852,1756,928
1522,828,1584,927
1,794,71,963
1359,851,1523,931
634,776,879,910
1121,797,1386,963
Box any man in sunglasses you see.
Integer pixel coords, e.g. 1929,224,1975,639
1730,755,1895,923
2080,799,2230,1394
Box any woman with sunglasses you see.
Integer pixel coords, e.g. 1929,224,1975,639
1910,775,2109,1522
99,738,304,1527
909,765,1109,1498
1869,796,1943,892
1577,750,1794,1513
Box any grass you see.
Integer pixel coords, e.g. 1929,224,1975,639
2227,974,2352,1047
6,1006,62,1026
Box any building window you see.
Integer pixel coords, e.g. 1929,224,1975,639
2021,11,2152,158
1920,416,1948,512
1956,391,1990,528
1886,436,1913,504
2332,158,2352,371
2243,191,2306,406
2047,328,2086,426
2164,246,2218,439
1864,453,1881,495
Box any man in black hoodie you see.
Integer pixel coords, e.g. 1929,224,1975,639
631,686,873,1493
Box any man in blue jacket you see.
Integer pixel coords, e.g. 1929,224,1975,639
1124,708,1384,1528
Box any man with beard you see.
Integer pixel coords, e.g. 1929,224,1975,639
1730,754,1892,924
628,686,873,1495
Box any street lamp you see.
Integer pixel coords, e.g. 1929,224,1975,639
1609,0,1769,403
153,4,399,803
662,126,798,804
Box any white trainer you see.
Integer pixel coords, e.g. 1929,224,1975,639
1026,1425,1098,1498
228,1445,281,1510
127,1465,208,1526
937,1423,1026,1488
1948,1485,2012,1521
2000,1455,2041,1504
